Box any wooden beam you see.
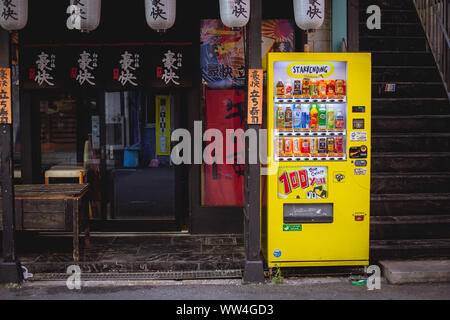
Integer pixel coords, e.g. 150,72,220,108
347,0,359,52
243,0,265,284
0,29,22,284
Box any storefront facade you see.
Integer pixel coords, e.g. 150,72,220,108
7,1,323,235
1,0,363,283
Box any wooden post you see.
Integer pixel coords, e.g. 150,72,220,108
0,29,22,284
243,0,265,284
347,0,359,52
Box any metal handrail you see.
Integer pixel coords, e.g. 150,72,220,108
413,0,450,100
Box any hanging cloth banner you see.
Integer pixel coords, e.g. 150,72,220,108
0,68,12,124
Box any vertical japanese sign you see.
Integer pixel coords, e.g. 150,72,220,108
155,95,171,156
0,68,11,124
247,69,263,125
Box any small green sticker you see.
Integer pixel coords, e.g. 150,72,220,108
283,224,302,232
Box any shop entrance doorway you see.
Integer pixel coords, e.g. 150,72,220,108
28,89,188,232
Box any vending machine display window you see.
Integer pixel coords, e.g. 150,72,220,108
272,61,348,162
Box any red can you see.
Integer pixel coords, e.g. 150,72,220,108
301,138,311,154
334,136,344,153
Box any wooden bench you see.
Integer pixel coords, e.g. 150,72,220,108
44,165,87,184
0,184,90,262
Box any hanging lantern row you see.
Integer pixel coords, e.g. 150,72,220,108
294,0,325,31
145,0,176,33
0,0,325,33
0,0,28,31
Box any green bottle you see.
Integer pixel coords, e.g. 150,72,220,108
318,104,327,129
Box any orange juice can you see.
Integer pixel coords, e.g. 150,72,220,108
336,79,346,96
284,137,293,155
276,138,284,157
293,137,301,156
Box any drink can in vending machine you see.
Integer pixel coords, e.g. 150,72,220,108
327,138,335,153
276,138,284,157
293,137,301,156
284,137,293,155
310,137,318,154
301,138,311,154
293,80,302,97
318,137,327,154
334,136,344,154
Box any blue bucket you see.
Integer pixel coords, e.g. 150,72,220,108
123,144,140,168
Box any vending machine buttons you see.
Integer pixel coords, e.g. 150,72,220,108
352,106,366,113
352,119,365,130
355,160,368,167
349,145,368,159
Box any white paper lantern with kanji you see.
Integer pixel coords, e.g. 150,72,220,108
219,0,250,29
294,0,325,30
0,0,28,31
67,0,101,32
145,0,176,33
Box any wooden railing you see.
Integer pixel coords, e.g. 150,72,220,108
413,0,450,100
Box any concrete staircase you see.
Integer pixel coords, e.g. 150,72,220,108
359,0,450,260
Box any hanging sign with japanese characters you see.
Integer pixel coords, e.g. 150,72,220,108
104,47,145,90
152,45,192,88
69,48,102,87
200,19,246,88
0,68,11,124
22,47,65,89
21,44,193,89
247,69,262,125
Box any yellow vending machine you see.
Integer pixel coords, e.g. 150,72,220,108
263,52,371,267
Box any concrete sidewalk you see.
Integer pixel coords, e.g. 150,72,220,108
1,277,450,300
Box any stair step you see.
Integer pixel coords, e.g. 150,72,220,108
370,239,450,260
360,23,424,37
371,193,450,216
372,115,450,133
371,52,436,66
359,0,416,11
372,152,450,173
372,82,447,99
371,215,450,240
372,132,450,152
361,36,427,51
359,10,419,24
372,98,450,115
371,172,450,194
372,215,450,225
372,66,441,82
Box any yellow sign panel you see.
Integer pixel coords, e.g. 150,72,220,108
0,68,11,124
286,61,335,79
277,166,328,200
155,95,171,156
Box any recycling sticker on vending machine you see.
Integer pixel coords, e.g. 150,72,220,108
277,166,328,200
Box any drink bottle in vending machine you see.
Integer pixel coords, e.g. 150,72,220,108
318,105,327,129
309,104,319,130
